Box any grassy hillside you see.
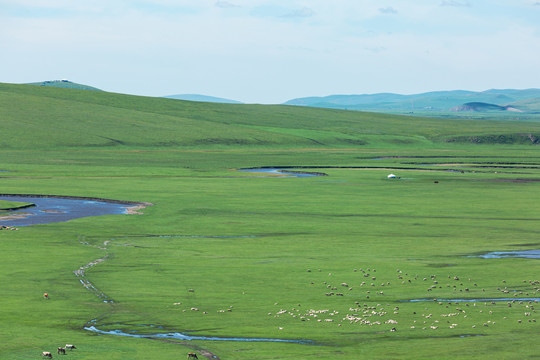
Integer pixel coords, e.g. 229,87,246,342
510,98,540,112
2,83,540,149
0,82,539,359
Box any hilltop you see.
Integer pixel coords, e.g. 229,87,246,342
450,102,524,112
25,80,102,91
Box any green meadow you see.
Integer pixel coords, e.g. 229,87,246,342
0,83,539,359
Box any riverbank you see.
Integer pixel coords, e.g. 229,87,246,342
0,193,152,206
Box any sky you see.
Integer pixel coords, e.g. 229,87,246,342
1,0,540,103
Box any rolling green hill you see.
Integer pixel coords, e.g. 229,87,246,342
2,82,540,149
510,97,540,112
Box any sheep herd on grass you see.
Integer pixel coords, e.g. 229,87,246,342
266,268,538,333
168,267,537,341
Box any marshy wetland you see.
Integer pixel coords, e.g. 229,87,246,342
1,83,539,359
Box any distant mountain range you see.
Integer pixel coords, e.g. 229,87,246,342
284,89,540,114
164,94,242,104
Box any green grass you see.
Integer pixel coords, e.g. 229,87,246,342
2,82,540,149
0,83,539,359
0,200,33,210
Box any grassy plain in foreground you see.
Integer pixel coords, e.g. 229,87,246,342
0,83,538,359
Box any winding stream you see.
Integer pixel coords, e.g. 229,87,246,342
469,249,540,260
238,168,324,177
0,193,314,345
402,297,540,303
84,324,313,344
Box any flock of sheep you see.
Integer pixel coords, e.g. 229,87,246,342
264,268,538,333
169,267,537,338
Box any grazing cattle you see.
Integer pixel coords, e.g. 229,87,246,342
42,352,52,358
43,293,49,299
57,347,66,355
65,344,76,351
187,353,198,359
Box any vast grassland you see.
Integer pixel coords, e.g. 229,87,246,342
0,83,539,359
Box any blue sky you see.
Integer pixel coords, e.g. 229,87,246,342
1,0,540,103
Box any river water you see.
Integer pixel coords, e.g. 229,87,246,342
84,324,313,344
0,195,136,226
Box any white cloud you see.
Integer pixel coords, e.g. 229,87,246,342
379,6,398,14
215,1,239,8
440,0,471,7
2,0,540,103
281,6,315,18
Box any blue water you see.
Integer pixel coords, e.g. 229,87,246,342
84,325,313,344
238,168,320,177
0,195,135,226
402,298,540,303
469,249,540,260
